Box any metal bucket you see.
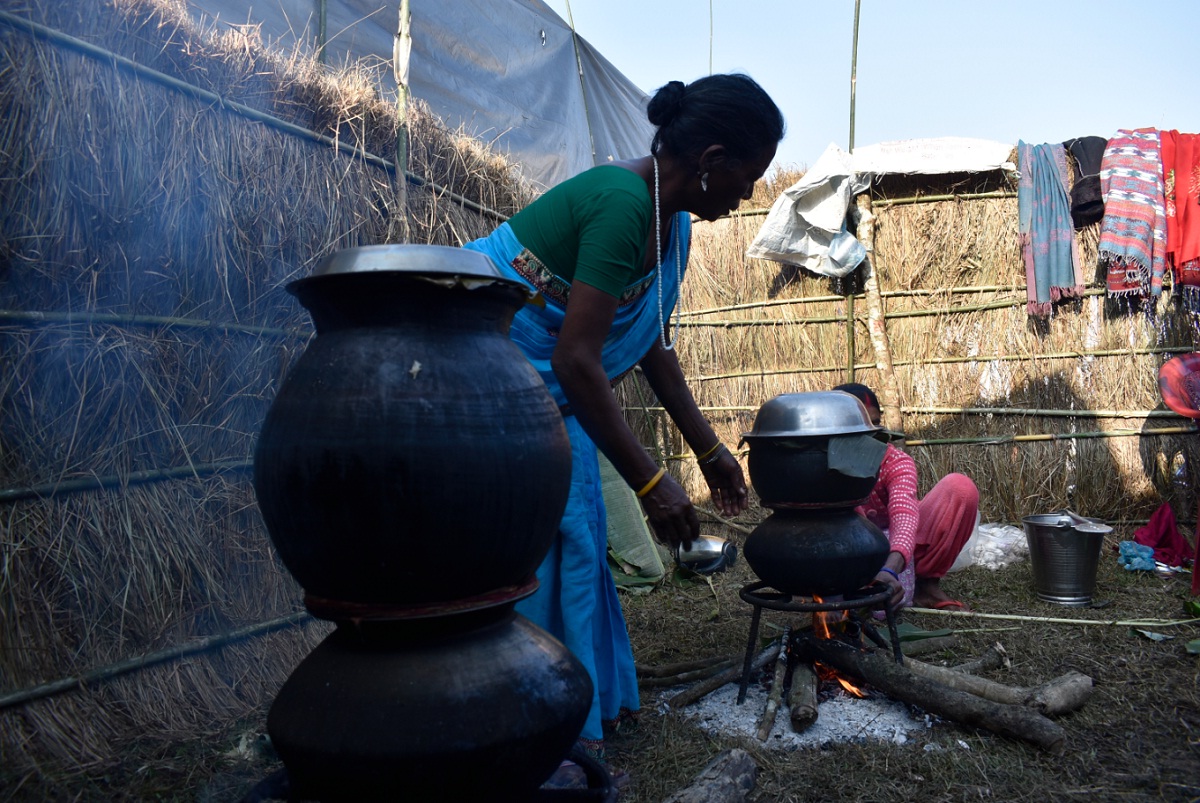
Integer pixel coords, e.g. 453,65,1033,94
1021,512,1109,606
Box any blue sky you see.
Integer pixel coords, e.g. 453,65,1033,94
543,0,1200,173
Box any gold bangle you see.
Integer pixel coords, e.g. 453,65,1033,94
695,441,722,461
698,443,727,466
636,467,667,498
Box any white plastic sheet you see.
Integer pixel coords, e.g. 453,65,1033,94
185,0,654,190
746,143,871,277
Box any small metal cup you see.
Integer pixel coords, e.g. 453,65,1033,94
675,535,737,575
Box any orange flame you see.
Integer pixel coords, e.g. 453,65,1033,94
810,596,867,698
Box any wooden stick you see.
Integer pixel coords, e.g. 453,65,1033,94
794,635,1066,753
756,626,790,741
695,506,754,536
666,643,781,710
637,654,739,678
787,661,820,733
638,659,739,688
950,642,1010,674
899,635,957,657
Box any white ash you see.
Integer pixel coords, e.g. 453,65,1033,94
656,681,928,750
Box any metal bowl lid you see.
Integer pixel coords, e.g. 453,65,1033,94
311,244,505,282
741,391,880,439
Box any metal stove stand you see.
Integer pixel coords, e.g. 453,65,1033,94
736,581,903,704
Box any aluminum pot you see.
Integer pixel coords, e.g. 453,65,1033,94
741,391,879,439
741,391,883,509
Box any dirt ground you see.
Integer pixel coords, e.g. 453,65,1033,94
4,521,1198,803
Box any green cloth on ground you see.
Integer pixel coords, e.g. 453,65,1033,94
598,453,666,587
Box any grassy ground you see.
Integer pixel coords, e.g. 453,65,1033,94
3,522,1197,802
610,520,1200,803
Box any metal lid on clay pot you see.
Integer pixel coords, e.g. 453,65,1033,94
741,391,880,439
312,244,505,281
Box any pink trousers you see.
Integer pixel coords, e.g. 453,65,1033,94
913,473,980,580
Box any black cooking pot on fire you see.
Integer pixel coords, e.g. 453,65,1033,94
740,391,886,509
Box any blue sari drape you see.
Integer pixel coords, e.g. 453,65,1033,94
463,213,689,741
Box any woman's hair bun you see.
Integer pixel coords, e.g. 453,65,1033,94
647,80,686,128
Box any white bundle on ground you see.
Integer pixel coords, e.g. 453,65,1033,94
948,521,1030,572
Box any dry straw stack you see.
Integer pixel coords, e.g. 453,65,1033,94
637,170,1198,526
0,0,523,774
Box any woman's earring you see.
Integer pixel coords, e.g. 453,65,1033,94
701,173,709,192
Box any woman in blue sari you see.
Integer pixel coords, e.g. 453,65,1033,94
464,73,784,780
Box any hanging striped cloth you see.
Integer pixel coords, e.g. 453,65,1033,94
1099,129,1168,298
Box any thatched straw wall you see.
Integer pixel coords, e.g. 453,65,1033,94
0,0,526,775
635,171,1199,527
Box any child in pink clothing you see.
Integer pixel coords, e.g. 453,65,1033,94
834,384,979,613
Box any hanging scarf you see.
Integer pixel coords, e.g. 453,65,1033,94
462,214,690,407
1018,141,1083,317
1063,135,1108,229
1098,128,1168,298
1160,130,1200,312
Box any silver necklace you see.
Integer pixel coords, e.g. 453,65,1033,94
653,155,682,351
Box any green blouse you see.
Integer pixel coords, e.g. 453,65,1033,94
507,164,652,298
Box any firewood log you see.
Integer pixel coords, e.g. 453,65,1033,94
787,662,819,733
659,748,756,803
793,634,1066,753
903,658,1093,716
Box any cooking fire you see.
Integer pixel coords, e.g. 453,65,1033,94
655,392,1094,756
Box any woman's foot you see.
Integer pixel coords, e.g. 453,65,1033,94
913,577,970,611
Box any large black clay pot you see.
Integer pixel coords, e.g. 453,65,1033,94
743,508,890,596
268,608,592,802
253,246,571,606
745,436,879,509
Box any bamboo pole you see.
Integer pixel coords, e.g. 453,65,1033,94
687,345,1195,382
856,193,903,432
0,9,509,223
0,309,304,338
680,282,1070,317
907,611,1200,628
680,290,1121,325
315,0,328,65
651,424,1196,463
654,405,1190,420
562,1,597,165
0,459,254,504
43,430,1188,506
0,612,313,710
393,0,412,225
904,425,1197,448
848,0,860,156
874,190,1018,207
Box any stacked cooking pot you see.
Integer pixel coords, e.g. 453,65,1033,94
740,391,892,597
253,246,591,801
